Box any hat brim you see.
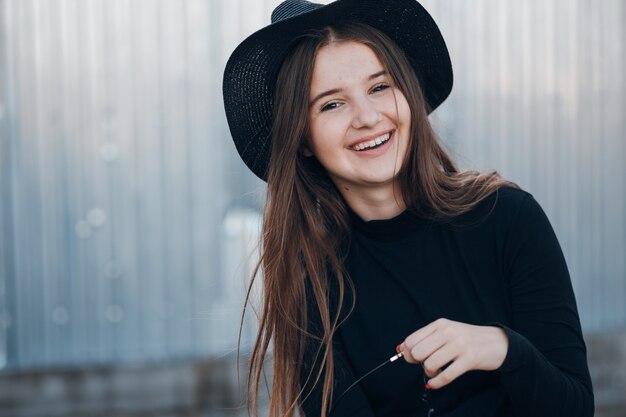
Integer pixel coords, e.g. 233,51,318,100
223,0,453,181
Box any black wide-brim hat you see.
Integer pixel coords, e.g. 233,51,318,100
223,0,453,181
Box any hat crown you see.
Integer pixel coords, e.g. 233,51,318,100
271,0,324,23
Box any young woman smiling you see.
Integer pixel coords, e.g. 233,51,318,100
222,1,594,416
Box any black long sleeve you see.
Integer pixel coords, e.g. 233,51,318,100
493,192,594,416
299,187,593,417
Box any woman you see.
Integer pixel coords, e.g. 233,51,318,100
222,0,594,416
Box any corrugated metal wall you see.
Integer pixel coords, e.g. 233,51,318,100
0,0,273,369
0,0,624,370
421,0,626,331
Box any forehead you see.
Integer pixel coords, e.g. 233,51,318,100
310,41,385,91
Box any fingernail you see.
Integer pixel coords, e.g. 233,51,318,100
396,344,402,353
425,383,431,390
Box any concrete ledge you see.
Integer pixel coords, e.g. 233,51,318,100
0,330,624,417
586,330,626,417
0,358,249,417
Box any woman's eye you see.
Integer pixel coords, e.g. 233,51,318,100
321,102,340,112
371,83,390,93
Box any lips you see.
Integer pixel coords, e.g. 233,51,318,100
350,131,393,151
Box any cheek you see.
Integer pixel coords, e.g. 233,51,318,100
396,96,412,127
307,125,333,162
308,121,324,151
307,116,323,152
393,96,412,156
309,117,342,153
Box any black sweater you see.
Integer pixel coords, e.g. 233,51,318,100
300,187,594,417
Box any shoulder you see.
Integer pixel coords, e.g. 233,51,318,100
490,186,535,220
444,186,559,251
484,185,531,208
478,186,560,254
489,186,550,228
452,185,535,229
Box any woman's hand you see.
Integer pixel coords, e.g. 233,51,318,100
397,318,509,390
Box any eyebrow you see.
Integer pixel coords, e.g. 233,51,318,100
309,70,388,107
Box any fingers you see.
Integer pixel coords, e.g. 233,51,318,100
425,356,468,389
403,318,446,347
422,343,456,379
397,318,449,363
402,326,447,366
395,320,509,390
395,319,458,382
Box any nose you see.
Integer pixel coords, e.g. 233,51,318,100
351,97,382,129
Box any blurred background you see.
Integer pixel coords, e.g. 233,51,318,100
0,0,624,416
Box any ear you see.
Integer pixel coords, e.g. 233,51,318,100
300,145,314,157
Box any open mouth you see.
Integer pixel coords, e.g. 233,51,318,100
351,131,392,151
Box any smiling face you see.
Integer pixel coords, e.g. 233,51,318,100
306,41,411,202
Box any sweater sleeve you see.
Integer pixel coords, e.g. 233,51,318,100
495,193,594,416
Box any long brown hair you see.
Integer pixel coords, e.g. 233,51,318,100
242,22,517,417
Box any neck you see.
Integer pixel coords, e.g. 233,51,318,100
339,182,407,221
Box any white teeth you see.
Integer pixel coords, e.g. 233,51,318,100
353,132,391,151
